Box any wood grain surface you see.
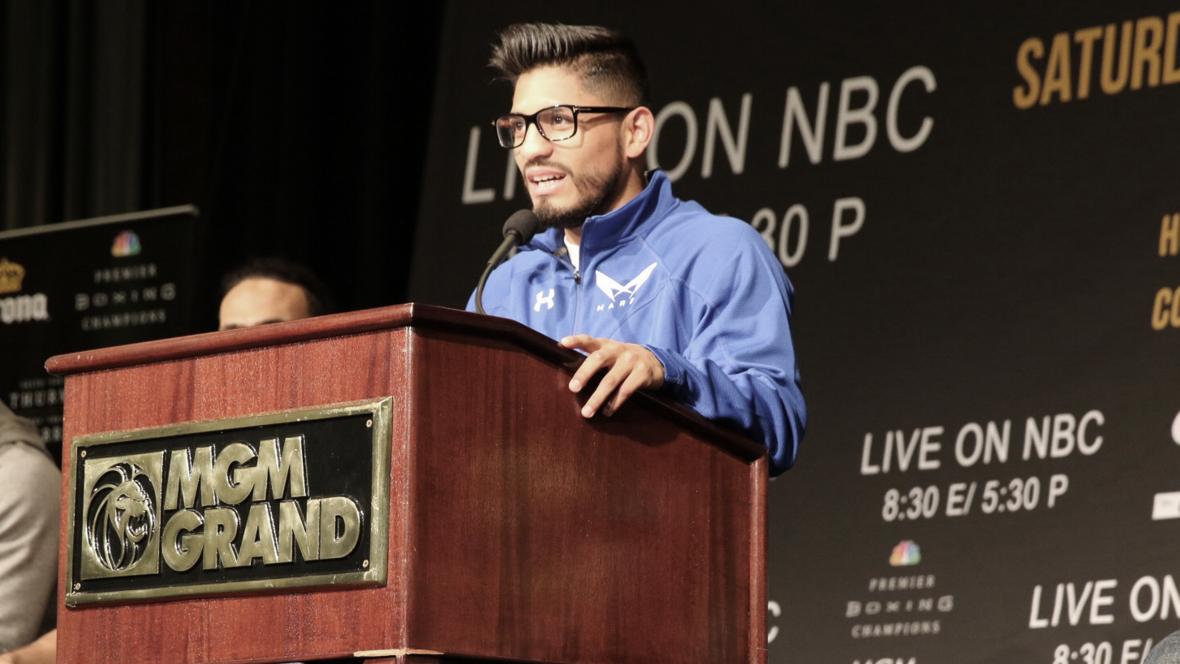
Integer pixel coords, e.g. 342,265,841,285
403,328,761,663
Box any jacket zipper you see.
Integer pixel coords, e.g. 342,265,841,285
554,249,582,336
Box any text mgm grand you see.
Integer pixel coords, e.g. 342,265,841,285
156,436,359,571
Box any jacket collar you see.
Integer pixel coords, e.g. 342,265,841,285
530,170,676,255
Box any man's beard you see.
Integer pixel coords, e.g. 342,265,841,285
531,159,628,231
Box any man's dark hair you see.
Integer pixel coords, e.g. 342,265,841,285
220,257,335,316
489,23,650,106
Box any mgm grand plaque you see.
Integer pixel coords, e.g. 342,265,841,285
64,398,392,606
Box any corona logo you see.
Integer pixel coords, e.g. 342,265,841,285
0,258,25,295
0,293,49,325
85,463,159,572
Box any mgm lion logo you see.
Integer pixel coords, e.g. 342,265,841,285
85,462,158,573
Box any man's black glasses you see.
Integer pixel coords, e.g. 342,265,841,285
492,105,635,148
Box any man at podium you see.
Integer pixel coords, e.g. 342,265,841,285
471,23,806,475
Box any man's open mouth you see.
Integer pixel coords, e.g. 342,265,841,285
527,170,568,194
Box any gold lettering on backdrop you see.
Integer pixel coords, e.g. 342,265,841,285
1073,27,1103,99
1152,217,1180,331
1040,33,1073,105
1013,12,1180,108
1099,22,1134,95
1161,214,1180,257
1166,13,1180,84
1013,38,1043,109
1152,288,1180,330
1131,17,1164,90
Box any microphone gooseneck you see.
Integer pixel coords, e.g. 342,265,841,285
475,209,540,315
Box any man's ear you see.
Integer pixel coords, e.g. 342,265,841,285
622,106,654,159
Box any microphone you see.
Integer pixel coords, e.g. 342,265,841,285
475,209,540,315
1147,631,1180,664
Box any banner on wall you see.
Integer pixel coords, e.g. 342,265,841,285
411,3,1180,662
0,206,201,460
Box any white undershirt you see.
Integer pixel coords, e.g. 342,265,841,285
564,238,581,270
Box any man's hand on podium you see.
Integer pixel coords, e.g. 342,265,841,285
560,335,665,418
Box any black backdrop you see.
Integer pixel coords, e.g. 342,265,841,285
1,0,442,328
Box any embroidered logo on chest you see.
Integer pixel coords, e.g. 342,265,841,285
533,288,556,312
594,262,657,312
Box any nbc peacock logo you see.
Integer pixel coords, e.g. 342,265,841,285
111,231,141,257
889,540,921,567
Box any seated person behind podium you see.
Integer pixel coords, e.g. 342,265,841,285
219,257,335,330
467,23,806,474
0,401,59,664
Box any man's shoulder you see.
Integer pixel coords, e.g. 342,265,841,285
0,441,59,482
0,441,59,521
634,194,790,306
644,200,769,260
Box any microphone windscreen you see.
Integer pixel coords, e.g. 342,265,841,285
502,209,540,245
1147,631,1180,664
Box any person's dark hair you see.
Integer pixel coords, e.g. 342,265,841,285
489,23,650,106
220,257,335,316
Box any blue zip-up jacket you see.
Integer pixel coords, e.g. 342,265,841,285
468,171,806,475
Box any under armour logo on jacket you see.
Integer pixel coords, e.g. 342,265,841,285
594,262,657,311
533,288,555,312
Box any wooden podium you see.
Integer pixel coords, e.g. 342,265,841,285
47,304,768,664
